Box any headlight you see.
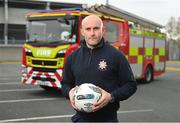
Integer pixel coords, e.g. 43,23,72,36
57,49,66,58
58,49,66,54
25,48,33,56
25,48,32,53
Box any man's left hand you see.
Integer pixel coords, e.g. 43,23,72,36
93,87,112,112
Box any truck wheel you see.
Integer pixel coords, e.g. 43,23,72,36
144,65,153,83
40,85,53,91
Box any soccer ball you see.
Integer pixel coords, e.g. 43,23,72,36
74,83,102,113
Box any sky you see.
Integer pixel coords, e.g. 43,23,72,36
52,0,180,26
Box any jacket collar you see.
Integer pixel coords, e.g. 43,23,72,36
81,38,105,50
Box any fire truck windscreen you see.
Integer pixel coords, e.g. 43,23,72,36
26,16,78,44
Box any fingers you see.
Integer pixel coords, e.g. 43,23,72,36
93,87,112,112
93,98,107,112
70,100,79,111
69,86,80,111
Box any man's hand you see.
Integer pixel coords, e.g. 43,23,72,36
68,86,79,111
93,87,112,112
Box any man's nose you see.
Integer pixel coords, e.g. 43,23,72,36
90,29,95,35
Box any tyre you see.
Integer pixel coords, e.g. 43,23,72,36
40,85,54,91
144,65,153,83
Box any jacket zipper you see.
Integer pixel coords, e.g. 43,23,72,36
88,49,93,65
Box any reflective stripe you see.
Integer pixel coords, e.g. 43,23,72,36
138,55,143,64
130,29,166,38
22,67,62,88
145,48,153,55
30,13,66,18
130,47,138,56
155,55,159,62
159,48,165,55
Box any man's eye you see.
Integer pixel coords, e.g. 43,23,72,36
94,27,99,30
86,28,91,31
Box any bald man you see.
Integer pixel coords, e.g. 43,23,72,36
62,15,137,122
81,15,104,49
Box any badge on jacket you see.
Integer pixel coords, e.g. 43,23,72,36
98,59,107,71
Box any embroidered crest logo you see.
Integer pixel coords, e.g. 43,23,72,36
98,59,107,71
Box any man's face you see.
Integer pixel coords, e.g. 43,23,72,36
81,16,104,48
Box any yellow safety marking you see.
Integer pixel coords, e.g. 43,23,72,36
80,11,125,22
155,55,159,62
130,29,166,39
129,47,138,56
145,48,153,56
137,55,143,64
57,58,65,68
26,57,64,69
159,48,165,55
24,44,70,58
30,13,66,17
71,13,80,16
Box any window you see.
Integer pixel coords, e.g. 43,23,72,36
8,24,26,44
0,24,4,44
105,21,119,43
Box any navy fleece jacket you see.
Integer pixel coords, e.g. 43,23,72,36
61,38,137,119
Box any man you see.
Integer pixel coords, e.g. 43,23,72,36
61,15,137,122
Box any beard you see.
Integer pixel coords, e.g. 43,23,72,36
85,35,102,48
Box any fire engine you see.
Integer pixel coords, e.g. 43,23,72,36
21,4,166,90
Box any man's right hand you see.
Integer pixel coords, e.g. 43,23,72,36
68,86,79,111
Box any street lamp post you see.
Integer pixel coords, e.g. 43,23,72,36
4,0,8,45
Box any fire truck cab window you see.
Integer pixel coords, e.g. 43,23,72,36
27,17,77,43
105,21,119,43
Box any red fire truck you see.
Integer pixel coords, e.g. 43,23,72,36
22,4,166,90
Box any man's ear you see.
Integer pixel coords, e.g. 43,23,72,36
81,28,85,37
102,27,105,35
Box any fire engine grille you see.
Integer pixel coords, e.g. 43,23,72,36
32,60,57,66
32,76,55,82
32,67,56,73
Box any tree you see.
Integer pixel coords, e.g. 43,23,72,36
176,18,180,47
166,16,177,39
176,17,180,37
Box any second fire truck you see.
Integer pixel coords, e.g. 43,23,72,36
22,4,166,90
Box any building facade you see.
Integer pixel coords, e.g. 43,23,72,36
0,0,82,45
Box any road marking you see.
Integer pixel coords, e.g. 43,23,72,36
0,82,20,85
166,67,180,72
117,109,153,114
0,98,57,104
167,61,180,64
0,109,153,122
0,88,40,93
0,61,21,64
